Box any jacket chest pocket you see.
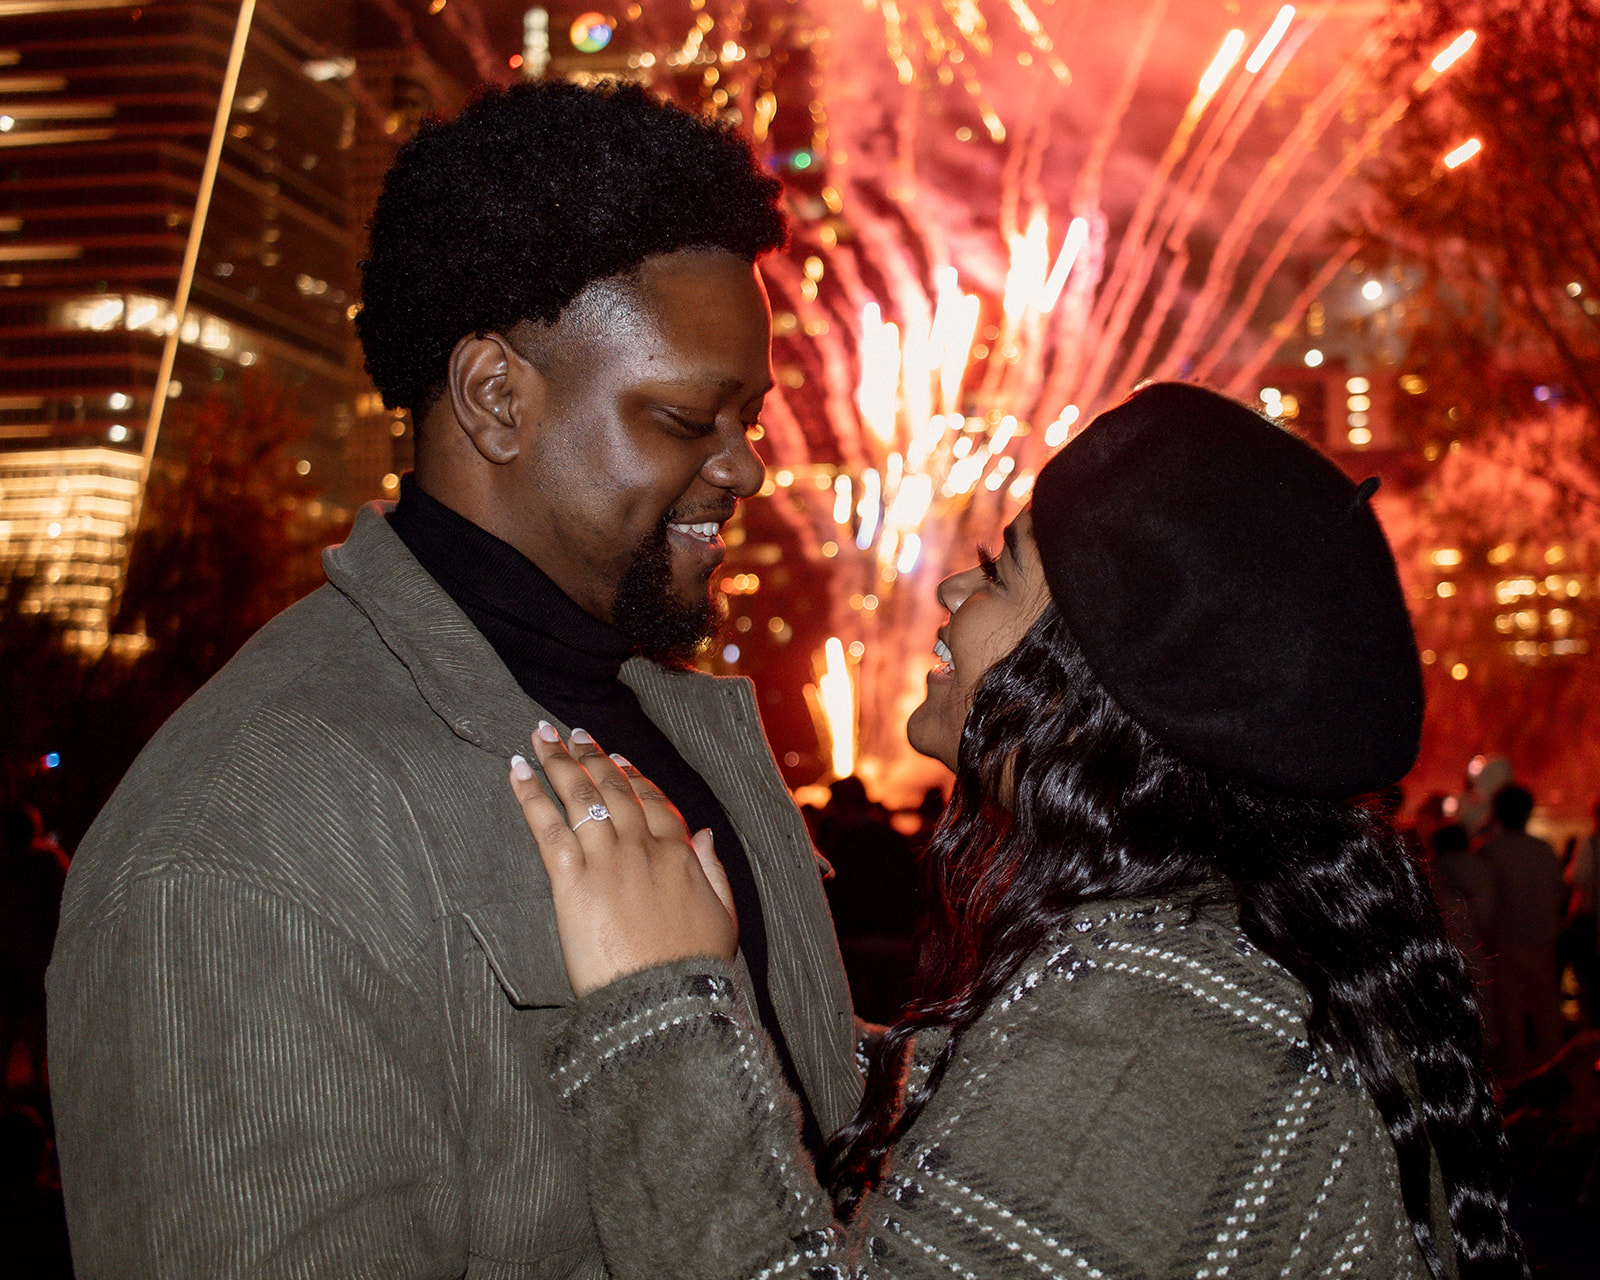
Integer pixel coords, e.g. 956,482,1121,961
461,897,572,1010
451,901,600,1268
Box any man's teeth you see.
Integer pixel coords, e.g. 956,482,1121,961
672,522,721,542
933,640,952,664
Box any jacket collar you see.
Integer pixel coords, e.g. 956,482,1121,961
324,502,555,757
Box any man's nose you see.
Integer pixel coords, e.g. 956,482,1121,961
703,427,766,498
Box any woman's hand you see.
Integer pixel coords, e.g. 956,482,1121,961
509,723,738,998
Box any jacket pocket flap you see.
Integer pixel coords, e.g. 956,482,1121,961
460,898,572,1009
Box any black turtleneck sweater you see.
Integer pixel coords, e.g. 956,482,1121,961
388,477,822,1152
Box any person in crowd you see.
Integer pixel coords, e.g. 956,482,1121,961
512,382,1527,1279
1562,797,1600,1026
0,802,67,1091
817,776,920,1022
1428,821,1497,996
47,81,859,1276
1406,790,1452,857
909,783,947,848
1481,782,1568,1081
0,1101,73,1280
1499,1027,1600,1276
1458,755,1514,838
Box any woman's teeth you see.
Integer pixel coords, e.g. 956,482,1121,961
933,639,953,673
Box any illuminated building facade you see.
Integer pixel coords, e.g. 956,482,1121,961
0,0,411,644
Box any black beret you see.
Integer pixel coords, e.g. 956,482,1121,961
1031,382,1423,798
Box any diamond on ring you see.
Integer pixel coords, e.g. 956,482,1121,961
570,803,611,832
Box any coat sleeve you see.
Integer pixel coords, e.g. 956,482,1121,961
552,943,1433,1280
551,962,849,1280
48,869,467,1279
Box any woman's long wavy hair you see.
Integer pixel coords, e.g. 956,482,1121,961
822,604,1527,1280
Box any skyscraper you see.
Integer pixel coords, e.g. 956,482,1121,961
0,0,415,644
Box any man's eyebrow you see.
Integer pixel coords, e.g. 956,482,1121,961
655,372,773,395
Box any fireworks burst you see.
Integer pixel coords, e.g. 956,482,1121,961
415,2,1478,794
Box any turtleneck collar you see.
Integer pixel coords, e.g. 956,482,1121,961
387,473,633,701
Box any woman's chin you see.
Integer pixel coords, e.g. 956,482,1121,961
906,699,960,772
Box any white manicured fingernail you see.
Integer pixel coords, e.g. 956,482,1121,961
510,755,534,781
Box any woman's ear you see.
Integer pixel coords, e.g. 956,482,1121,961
446,332,544,465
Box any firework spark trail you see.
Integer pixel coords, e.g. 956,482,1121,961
781,248,893,470
1005,273,1061,426
1221,237,1359,399
1100,15,1318,399
1065,22,1250,415
1033,208,1109,446
1154,27,1387,386
1113,246,1190,397
1190,107,1402,385
1001,0,1071,82
1160,14,1317,259
982,102,1073,418
1031,0,1171,428
1069,0,1169,219
1191,56,1434,387
433,0,501,84
1093,65,1275,402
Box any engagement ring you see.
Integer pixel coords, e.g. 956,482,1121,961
570,803,611,831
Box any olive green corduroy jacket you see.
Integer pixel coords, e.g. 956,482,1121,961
47,504,860,1279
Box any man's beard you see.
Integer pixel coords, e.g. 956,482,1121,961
610,514,724,665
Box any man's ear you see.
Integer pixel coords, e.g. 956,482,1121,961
446,332,544,465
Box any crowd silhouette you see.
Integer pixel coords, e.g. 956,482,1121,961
1,801,72,1278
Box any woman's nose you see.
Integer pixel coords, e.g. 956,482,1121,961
937,564,983,613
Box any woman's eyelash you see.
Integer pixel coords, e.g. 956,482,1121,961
977,545,999,581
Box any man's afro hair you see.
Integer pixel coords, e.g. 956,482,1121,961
356,80,788,414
